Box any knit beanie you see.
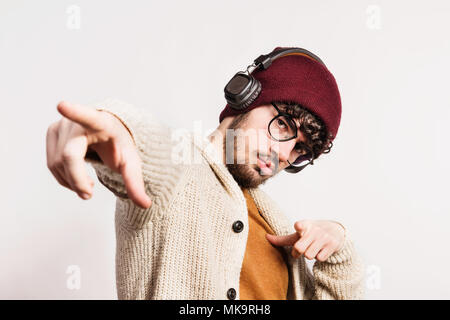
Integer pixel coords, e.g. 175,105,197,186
219,47,342,140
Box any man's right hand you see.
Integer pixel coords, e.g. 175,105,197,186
46,101,152,209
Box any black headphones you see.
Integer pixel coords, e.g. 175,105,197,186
224,47,326,110
223,47,327,174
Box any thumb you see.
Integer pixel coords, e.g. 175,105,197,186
266,232,299,247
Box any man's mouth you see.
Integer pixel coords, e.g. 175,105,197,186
257,157,273,175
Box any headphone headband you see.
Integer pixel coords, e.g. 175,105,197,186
224,47,326,112
253,47,325,70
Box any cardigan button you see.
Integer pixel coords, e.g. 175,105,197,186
227,288,236,300
232,220,244,233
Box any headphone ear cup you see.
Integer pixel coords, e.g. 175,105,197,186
224,72,262,110
240,79,261,110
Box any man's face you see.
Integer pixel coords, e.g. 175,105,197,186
223,104,305,188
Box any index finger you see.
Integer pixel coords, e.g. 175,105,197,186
57,101,105,131
266,233,300,247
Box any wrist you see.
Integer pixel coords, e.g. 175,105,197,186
98,109,136,145
330,220,347,252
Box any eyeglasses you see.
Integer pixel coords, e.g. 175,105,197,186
268,103,315,172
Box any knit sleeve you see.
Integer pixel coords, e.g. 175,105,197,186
304,228,366,300
84,98,188,228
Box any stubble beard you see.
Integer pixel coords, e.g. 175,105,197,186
223,114,272,189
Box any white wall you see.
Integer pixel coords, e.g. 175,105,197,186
1,0,449,299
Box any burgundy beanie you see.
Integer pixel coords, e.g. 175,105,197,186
219,47,342,140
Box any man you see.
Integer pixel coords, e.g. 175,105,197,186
46,47,365,299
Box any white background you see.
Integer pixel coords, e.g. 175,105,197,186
1,0,449,299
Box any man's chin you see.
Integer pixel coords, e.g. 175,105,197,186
226,163,268,188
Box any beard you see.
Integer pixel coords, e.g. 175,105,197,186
223,113,278,188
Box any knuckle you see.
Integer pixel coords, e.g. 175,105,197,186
71,178,83,189
294,242,304,254
47,121,60,138
316,254,326,262
61,153,71,163
329,239,339,248
52,120,60,129
57,177,69,189
54,159,65,170
312,225,322,234
61,148,76,162
60,117,69,125
47,123,55,135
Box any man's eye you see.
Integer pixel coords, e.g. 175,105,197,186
277,119,287,128
294,144,308,155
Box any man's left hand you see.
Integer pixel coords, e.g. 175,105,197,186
266,220,345,262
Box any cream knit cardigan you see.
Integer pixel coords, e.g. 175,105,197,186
86,98,365,300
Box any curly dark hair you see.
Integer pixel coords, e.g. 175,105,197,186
274,101,334,161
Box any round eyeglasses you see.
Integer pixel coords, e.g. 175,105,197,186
268,103,315,172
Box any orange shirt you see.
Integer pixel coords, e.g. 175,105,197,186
239,187,289,300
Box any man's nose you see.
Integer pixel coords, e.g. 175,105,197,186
269,138,295,164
